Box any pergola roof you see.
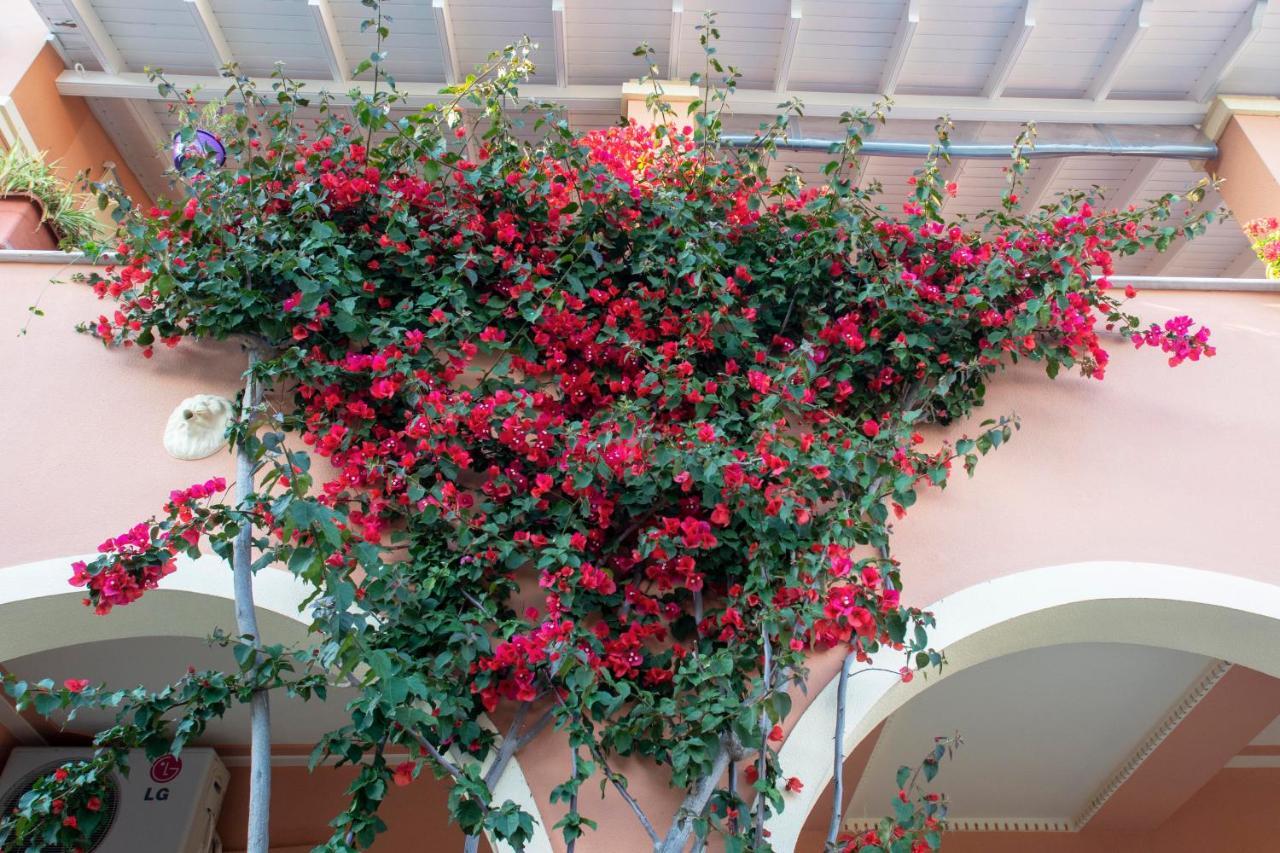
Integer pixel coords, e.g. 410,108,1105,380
30,0,1280,275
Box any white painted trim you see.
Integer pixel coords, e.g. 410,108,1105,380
1191,0,1268,103
61,0,125,74
1087,0,1153,101
766,562,1280,850
667,0,684,80
773,1,802,94
0,96,38,154
0,556,553,853
432,0,460,86
1108,275,1278,292
1073,660,1232,829
880,0,920,97
847,816,1072,833
551,0,568,89
982,0,1036,99
184,0,235,71
0,250,104,264
54,70,1211,125
308,0,350,85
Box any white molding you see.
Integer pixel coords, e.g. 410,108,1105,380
846,816,1073,833
1087,0,1153,101
773,0,802,93
766,561,1280,850
880,0,920,96
184,0,235,71
1073,660,1232,829
983,0,1037,99
1191,0,1268,102
432,0,460,86
551,0,568,89
667,0,684,80
308,0,350,85
55,69,1211,125
0,96,38,154
0,555,553,853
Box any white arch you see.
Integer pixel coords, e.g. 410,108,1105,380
0,554,553,853
767,561,1280,849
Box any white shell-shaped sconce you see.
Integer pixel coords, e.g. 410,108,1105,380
163,394,235,460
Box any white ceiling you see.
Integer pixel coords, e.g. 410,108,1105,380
22,0,1276,276
845,642,1216,826
5,636,356,745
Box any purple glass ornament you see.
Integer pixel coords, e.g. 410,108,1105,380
172,129,226,170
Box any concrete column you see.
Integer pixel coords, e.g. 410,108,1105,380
620,80,699,129
1204,96,1280,230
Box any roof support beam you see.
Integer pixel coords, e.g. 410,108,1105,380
432,0,460,85
184,0,235,71
62,0,125,74
308,0,350,84
773,0,802,93
1110,157,1161,211
57,69,1213,124
982,0,1036,99
880,0,919,96
1080,665,1280,831
668,0,684,80
1191,0,1268,102
938,121,985,211
1223,244,1262,277
1145,186,1219,275
61,0,167,165
1087,0,1153,101
551,0,568,89
1019,156,1065,210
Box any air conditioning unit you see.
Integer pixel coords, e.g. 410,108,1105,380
0,747,229,853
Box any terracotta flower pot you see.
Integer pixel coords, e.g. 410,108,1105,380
0,195,60,250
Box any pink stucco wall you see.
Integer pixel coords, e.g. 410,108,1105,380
0,262,244,567
5,261,1280,850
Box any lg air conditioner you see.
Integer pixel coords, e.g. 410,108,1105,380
0,747,229,853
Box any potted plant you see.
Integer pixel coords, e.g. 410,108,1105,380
0,146,100,250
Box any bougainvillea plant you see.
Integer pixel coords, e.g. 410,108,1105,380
1245,217,1280,279
1,8,1217,853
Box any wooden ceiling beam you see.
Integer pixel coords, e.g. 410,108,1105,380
1087,0,1153,101
983,0,1037,99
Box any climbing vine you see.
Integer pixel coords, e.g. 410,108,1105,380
1,9,1216,853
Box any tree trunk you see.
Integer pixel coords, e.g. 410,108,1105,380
234,348,271,853
656,745,731,853
826,652,856,848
